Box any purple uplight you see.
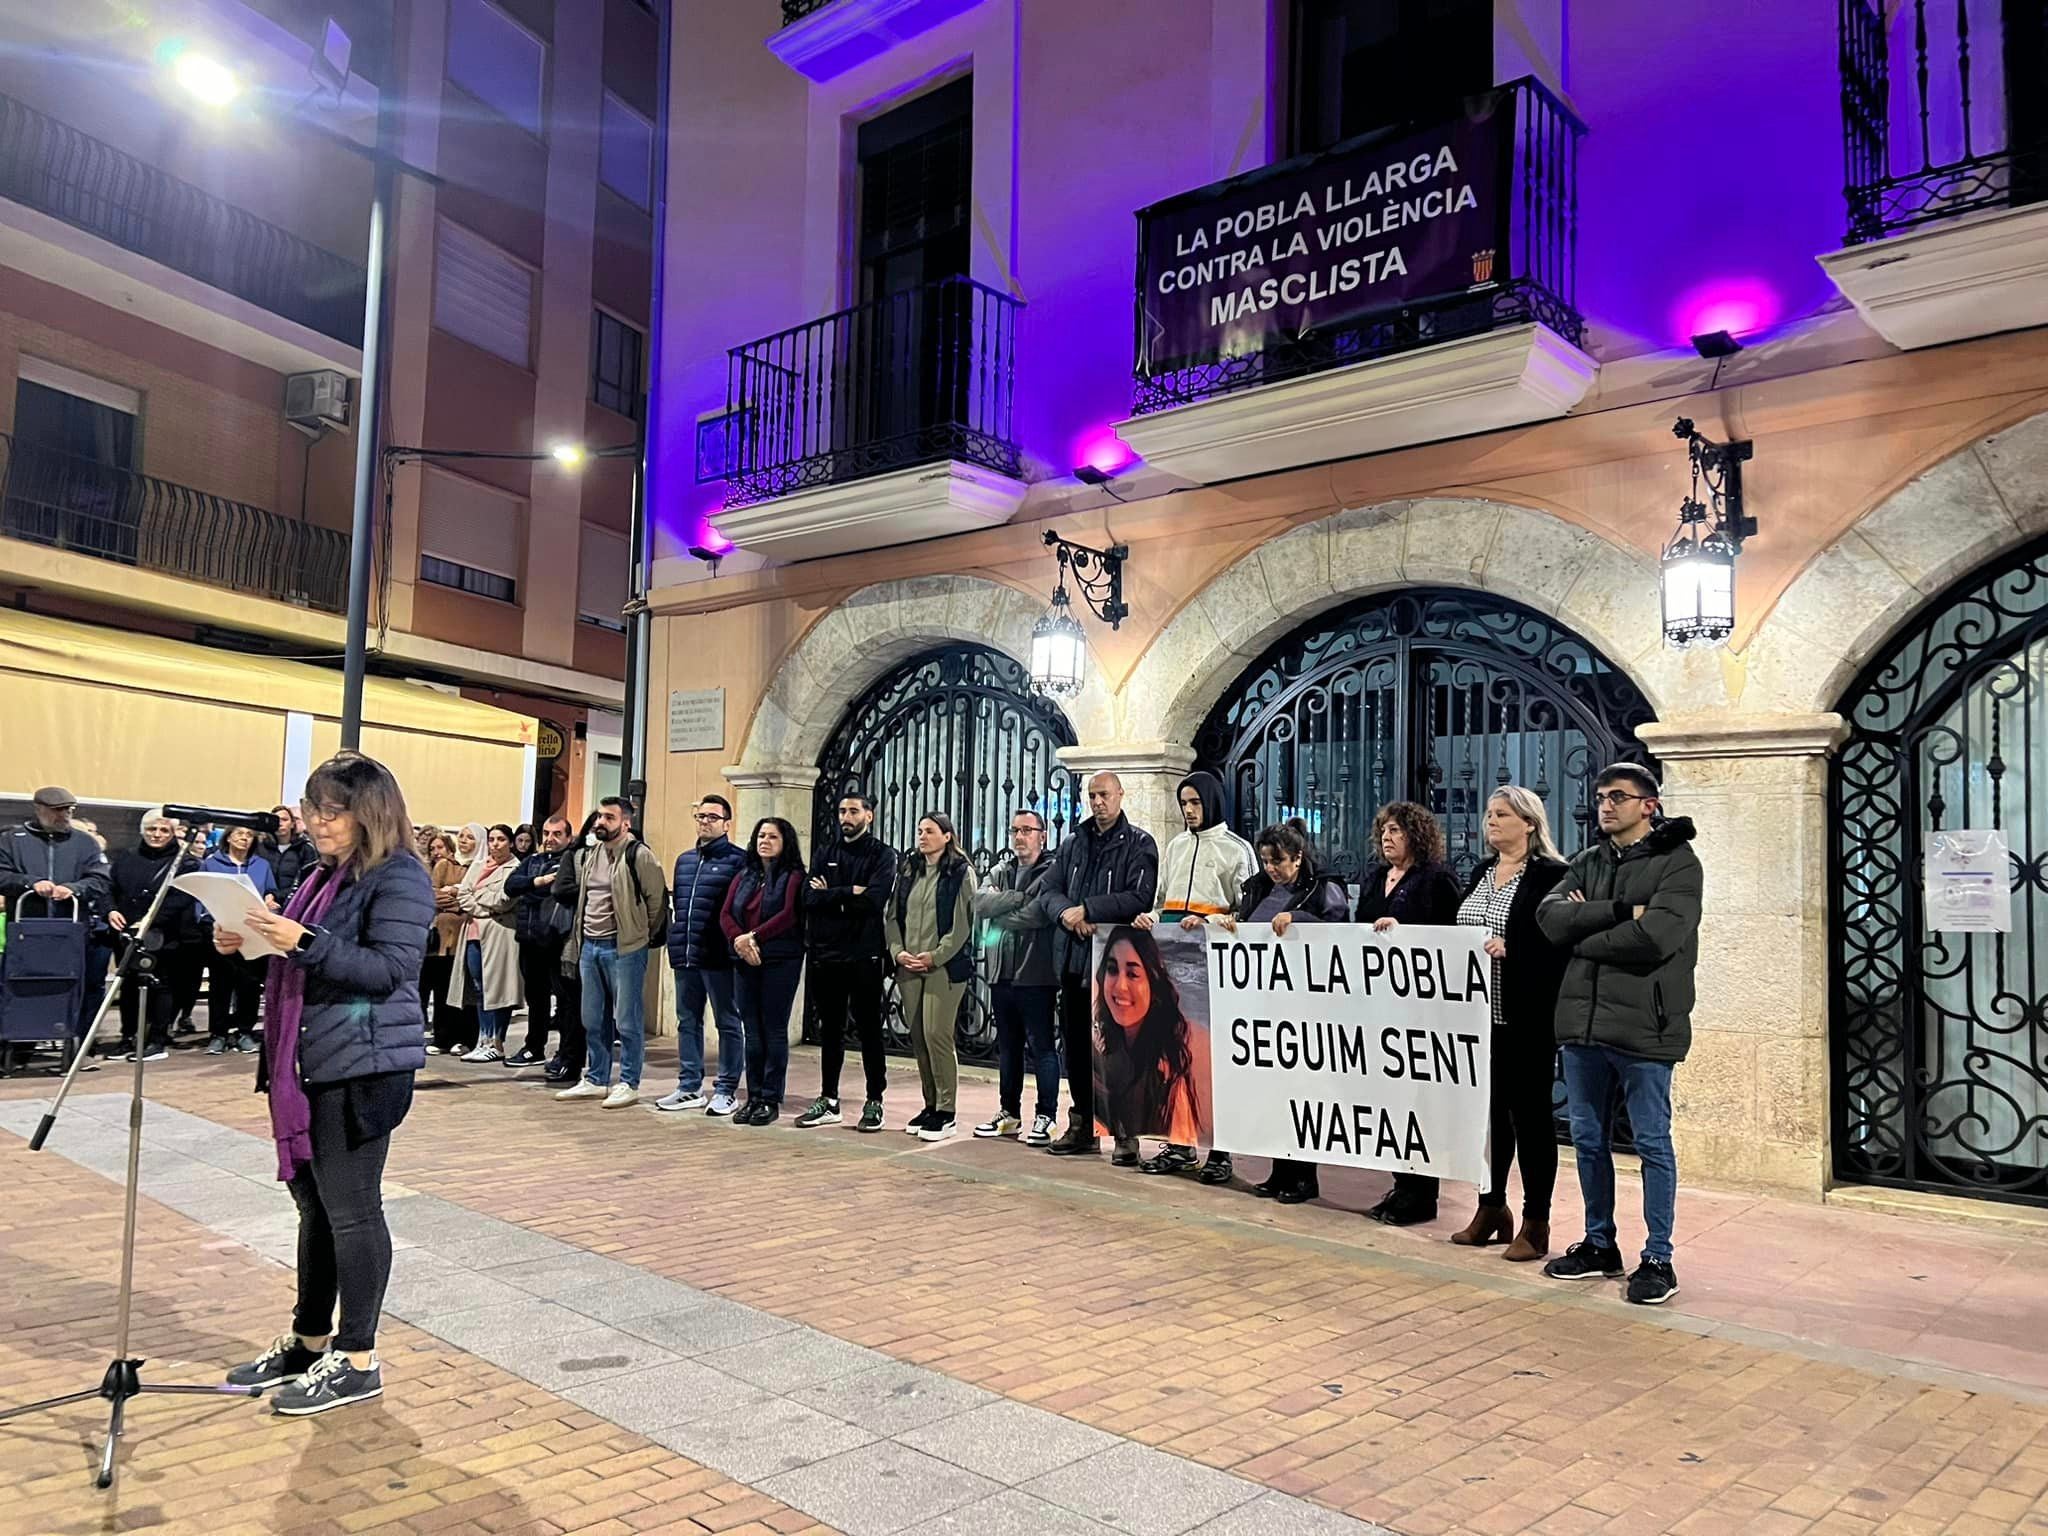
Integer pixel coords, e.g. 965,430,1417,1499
1671,278,1781,347
1074,429,1137,478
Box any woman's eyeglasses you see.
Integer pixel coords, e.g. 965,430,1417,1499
299,800,348,824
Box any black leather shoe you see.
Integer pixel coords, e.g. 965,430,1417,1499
1274,1180,1319,1205
1366,1193,1437,1226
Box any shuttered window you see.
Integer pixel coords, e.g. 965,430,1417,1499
599,93,653,211
433,219,534,368
446,0,546,137
577,524,629,630
419,466,524,603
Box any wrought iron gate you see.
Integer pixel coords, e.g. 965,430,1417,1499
810,644,1079,1063
1195,587,1658,1144
1832,535,2048,1206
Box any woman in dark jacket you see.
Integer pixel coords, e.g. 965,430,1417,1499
720,817,805,1126
216,752,432,1417
1450,786,1570,1261
1224,819,1351,1203
1357,800,1463,1226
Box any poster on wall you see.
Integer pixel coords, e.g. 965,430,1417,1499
1087,923,1492,1182
1135,89,1512,377
1924,829,2012,933
667,688,725,754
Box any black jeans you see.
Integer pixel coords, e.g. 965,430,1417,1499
737,960,801,1105
1056,976,1093,1130
994,983,1059,1119
288,1086,394,1354
116,944,176,1053
553,962,585,1074
812,957,887,1102
517,938,570,1056
1479,1026,1560,1221
423,952,476,1053
208,952,264,1040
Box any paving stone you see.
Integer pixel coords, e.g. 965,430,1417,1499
486,1248,642,1296
562,1355,776,1430
1186,1491,1398,1535
908,1490,1129,1536
648,1394,879,1482
762,1439,1002,1536
405,1298,606,1353
464,1322,679,1391
616,1295,798,1353
899,1399,1123,1485
698,1324,887,1392
793,1360,998,1436
1021,1444,1264,1536
426,1223,577,1269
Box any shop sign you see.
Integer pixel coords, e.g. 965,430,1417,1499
536,720,566,761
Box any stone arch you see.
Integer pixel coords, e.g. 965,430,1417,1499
1742,411,2048,716
734,574,1117,774
1123,497,1685,750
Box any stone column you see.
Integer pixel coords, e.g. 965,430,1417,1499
1056,742,1196,848
722,763,822,1048
1634,713,1848,1197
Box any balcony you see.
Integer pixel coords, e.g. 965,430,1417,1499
769,0,986,82
1116,77,1596,486
714,276,1027,561
1819,0,2048,348
0,433,349,613
0,91,366,373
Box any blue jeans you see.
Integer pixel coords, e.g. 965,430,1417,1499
1560,1042,1678,1263
674,966,743,1097
579,938,648,1089
465,941,509,1042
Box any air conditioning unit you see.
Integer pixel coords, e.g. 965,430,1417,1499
285,370,351,431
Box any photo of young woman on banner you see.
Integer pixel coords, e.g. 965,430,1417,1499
1089,925,1214,1148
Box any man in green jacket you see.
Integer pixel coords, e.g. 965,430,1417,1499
1535,763,1702,1306
552,797,670,1109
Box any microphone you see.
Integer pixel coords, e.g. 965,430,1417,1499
161,804,282,838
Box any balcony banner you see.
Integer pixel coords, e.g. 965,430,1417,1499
1088,923,1491,1182
1136,90,1511,374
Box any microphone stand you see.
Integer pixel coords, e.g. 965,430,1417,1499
0,825,261,1487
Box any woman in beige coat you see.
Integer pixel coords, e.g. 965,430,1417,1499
449,823,522,1062
885,812,977,1143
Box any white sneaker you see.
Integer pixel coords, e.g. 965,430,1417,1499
1021,1113,1056,1146
601,1083,640,1109
555,1081,608,1101
656,1089,708,1112
476,1044,503,1063
460,1046,489,1062
706,1092,738,1116
424,1044,444,1056
917,1117,957,1143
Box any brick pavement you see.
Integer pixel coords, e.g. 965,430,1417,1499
5,1046,2048,1536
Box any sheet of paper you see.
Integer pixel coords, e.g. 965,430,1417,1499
1923,829,2012,934
172,871,283,959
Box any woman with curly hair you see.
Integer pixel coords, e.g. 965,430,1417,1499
1091,925,1208,1148
1358,800,1462,1226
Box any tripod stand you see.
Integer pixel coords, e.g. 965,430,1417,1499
0,826,261,1488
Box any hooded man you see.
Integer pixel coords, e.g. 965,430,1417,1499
1133,770,1254,1182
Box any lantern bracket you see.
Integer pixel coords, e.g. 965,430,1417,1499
1043,530,1129,630
1673,417,1755,546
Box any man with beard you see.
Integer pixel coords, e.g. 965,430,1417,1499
552,797,669,1108
1134,770,1253,1182
795,793,899,1132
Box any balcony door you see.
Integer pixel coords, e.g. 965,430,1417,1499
848,76,972,466
1288,0,1493,154
4,371,141,563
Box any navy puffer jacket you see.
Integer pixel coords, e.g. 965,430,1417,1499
667,836,745,971
283,854,434,1086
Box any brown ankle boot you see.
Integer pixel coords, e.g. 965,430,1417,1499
1502,1218,1550,1262
1450,1205,1513,1246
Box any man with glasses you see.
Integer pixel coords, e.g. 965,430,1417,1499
795,793,898,1132
1537,763,1702,1306
0,786,110,916
660,796,747,1114
972,809,1062,1144
507,815,582,1076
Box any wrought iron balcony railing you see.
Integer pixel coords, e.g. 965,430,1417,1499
0,433,349,613
780,0,836,22
1840,0,2048,243
0,91,367,346
1132,76,1583,415
723,275,1022,507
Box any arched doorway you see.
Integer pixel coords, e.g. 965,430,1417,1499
1831,535,2048,1206
810,643,1079,1061
1195,588,1658,880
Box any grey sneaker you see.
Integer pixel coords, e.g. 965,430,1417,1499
707,1092,738,1116
794,1096,842,1128
226,1332,323,1390
205,1037,228,1056
657,1089,708,1112
271,1351,382,1416
234,1035,261,1055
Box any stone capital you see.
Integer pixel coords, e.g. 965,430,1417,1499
1056,741,1198,780
1636,712,1849,762
722,763,821,793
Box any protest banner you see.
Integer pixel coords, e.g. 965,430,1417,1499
1206,924,1491,1182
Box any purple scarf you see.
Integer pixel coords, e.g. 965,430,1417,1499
265,863,345,1182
